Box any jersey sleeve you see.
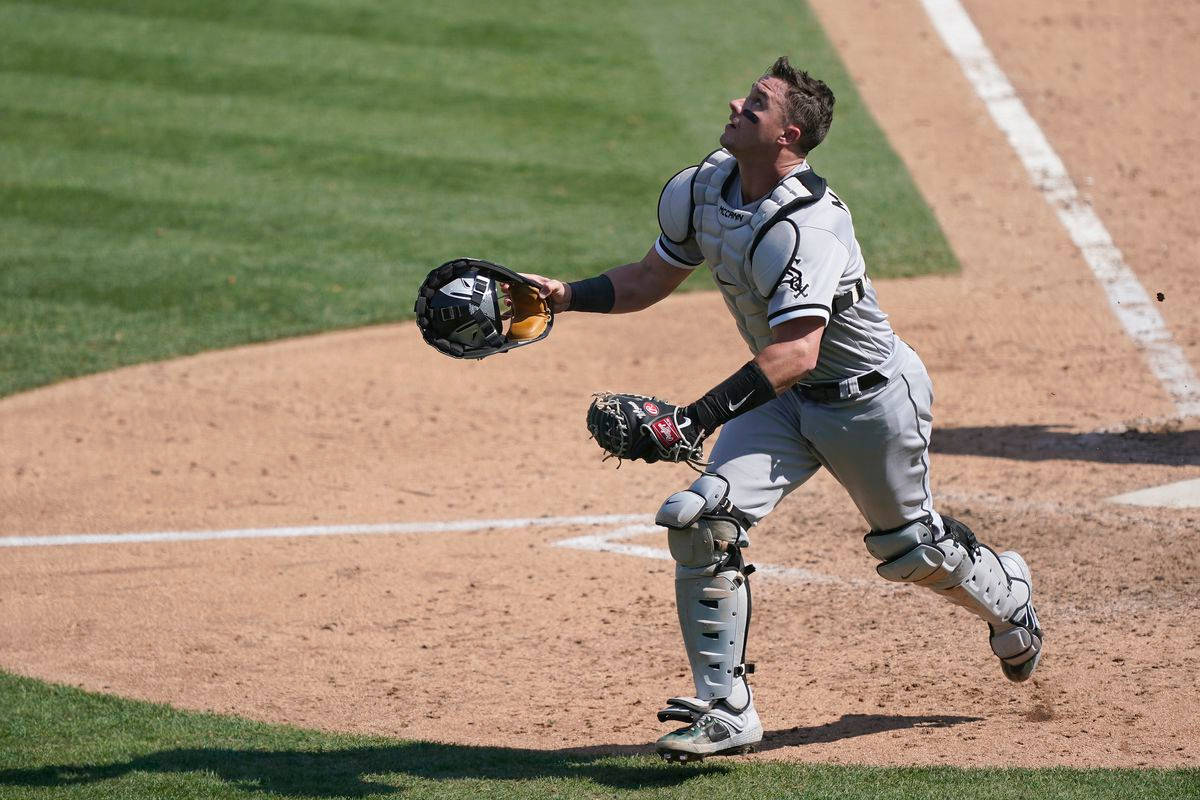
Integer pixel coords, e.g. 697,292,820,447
654,233,704,269
766,225,849,327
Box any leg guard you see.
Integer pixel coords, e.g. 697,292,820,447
989,550,1043,682
656,550,761,762
656,473,751,568
654,474,763,760
864,515,1043,681
673,551,752,703
656,474,755,702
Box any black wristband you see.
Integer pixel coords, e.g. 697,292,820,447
566,274,615,313
684,361,776,436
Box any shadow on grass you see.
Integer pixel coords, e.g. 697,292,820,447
0,741,709,797
0,714,981,797
931,424,1200,466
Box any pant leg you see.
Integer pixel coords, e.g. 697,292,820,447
798,341,941,533
707,394,824,523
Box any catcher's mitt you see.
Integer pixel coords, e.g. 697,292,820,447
586,393,708,468
414,258,553,359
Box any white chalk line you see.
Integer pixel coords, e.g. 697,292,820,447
552,523,880,588
1,513,873,589
920,0,1200,418
0,513,648,548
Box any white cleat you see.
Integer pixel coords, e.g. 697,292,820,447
655,698,762,763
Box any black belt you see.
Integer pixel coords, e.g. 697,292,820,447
831,278,865,316
797,370,888,402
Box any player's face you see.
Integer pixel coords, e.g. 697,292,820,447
720,77,791,156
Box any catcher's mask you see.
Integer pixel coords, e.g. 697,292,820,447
414,258,554,359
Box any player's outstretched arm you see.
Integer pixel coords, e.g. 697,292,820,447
604,246,692,313
524,246,690,316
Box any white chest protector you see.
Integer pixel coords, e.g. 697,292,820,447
658,149,837,353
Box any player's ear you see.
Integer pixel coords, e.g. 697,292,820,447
778,125,803,148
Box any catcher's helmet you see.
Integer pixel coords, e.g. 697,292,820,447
414,258,553,359
425,273,503,350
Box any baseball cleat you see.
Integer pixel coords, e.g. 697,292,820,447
655,700,763,763
657,742,755,763
990,550,1044,682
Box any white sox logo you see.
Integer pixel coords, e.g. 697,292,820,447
780,261,809,296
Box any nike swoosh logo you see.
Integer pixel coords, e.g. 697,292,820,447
728,392,754,412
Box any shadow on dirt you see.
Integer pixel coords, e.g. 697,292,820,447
931,424,1200,466
0,714,983,796
756,713,982,752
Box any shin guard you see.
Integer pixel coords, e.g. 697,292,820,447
865,515,1043,679
674,551,752,704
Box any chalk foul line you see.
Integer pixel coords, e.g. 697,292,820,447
552,523,879,588
919,0,1200,418
0,513,649,548
2,513,874,589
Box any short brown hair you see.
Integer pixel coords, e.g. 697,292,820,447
767,56,835,154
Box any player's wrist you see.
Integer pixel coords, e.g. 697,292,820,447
684,361,776,436
566,275,615,313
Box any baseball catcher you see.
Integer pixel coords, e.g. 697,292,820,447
414,258,553,359
518,56,1042,764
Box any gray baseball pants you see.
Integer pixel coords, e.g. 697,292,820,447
709,339,943,536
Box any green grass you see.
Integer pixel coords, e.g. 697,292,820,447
0,0,955,397
1,672,1195,800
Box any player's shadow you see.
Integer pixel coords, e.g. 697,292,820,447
0,716,984,795
0,742,720,797
756,713,982,752
931,424,1200,466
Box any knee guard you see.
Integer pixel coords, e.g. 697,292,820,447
864,516,1035,629
656,474,752,568
657,474,755,705
863,516,974,590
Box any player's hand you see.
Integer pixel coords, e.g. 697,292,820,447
521,273,572,313
586,393,708,468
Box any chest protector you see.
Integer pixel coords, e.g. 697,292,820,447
687,150,828,354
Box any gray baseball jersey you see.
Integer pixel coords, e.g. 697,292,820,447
655,149,896,383
655,149,939,534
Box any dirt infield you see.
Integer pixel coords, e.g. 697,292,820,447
2,0,1198,769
